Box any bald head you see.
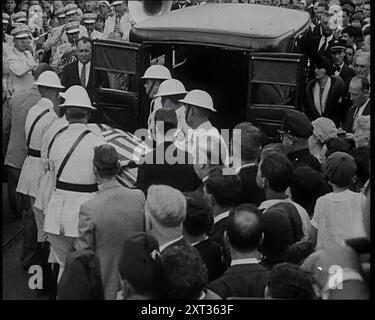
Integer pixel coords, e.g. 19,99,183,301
226,204,263,252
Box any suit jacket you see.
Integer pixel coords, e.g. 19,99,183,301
60,60,109,105
287,148,321,172
194,238,226,282
342,100,371,134
304,76,345,126
161,237,188,252
237,165,265,206
207,263,270,299
338,64,357,121
76,180,145,300
136,141,201,196
208,217,228,245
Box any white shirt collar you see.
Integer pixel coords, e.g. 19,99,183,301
159,236,183,252
231,258,259,267
258,198,289,211
213,210,230,224
191,235,209,247
234,162,257,174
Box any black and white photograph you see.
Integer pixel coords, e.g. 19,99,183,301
1,0,371,306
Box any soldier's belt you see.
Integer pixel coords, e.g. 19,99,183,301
56,181,98,193
27,148,41,158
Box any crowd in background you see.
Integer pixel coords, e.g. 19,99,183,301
1,0,371,300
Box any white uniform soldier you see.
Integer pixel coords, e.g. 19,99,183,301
7,24,38,97
50,21,80,74
83,13,103,40
153,79,190,148
141,65,172,141
16,71,65,245
179,90,229,166
43,86,106,279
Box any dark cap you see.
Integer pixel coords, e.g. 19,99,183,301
323,151,357,187
278,111,313,138
118,232,161,293
315,55,334,75
329,39,347,52
340,0,356,10
93,144,119,172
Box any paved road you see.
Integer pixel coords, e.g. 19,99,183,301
2,183,47,300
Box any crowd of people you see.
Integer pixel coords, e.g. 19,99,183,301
2,0,371,300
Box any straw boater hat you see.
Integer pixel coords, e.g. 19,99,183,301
65,21,81,34
11,24,30,39
13,11,27,24
3,13,10,24
65,3,78,16
83,13,97,24
55,7,66,19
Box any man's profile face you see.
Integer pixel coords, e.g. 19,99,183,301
349,79,367,107
77,40,92,64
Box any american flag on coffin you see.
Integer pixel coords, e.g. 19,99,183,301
88,124,152,188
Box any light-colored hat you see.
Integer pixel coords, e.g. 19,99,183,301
13,11,27,23
55,7,66,18
34,71,65,89
83,13,97,24
10,24,30,39
141,65,172,80
60,85,96,110
65,3,78,16
98,1,111,8
112,1,124,6
154,79,187,98
179,89,216,112
3,13,10,24
65,21,81,34
311,117,337,143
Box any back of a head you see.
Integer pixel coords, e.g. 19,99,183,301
290,166,331,217
259,208,293,263
260,152,293,193
34,63,53,80
233,122,262,162
57,250,104,300
267,263,316,299
146,185,186,228
324,137,352,159
323,151,357,188
260,143,286,162
227,204,263,252
204,171,242,207
183,192,213,237
93,144,119,178
161,245,208,300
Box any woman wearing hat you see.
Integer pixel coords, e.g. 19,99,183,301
304,55,346,127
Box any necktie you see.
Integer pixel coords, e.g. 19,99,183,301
81,63,86,87
318,37,327,56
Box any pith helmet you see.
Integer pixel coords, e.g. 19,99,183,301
34,71,65,89
153,79,187,97
60,85,96,110
141,65,172,81
179,89,216,112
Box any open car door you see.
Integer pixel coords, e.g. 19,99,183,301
92,40,151,133
246,52,306,140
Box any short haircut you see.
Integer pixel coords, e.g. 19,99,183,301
260,143,286,162
65,106,89,121
260,152,293,192
93,144,119,178
204,171,241,207
227,204,263,252
267,263,316,299
161,245,208,299
77,36,92,47
290,166,331,218
233,122,262,162
146,185,186,228
324,137,352,158
35,63,53,80
352,75,370,91
183,192,213,237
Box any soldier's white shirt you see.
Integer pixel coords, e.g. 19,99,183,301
103,14,132,41
190,120,229,166
43,123,106,237
16,98,58,197
35,116,69,213
7,46,37,96
50,41,76,74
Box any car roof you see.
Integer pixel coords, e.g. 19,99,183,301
131,4,310,50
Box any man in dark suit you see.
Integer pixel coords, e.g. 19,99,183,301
232,122,265,207
183,192,226,282
60,36,109,109
343,76,370,134
206,204,270,299
328,39,357,124
136,108,201,195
